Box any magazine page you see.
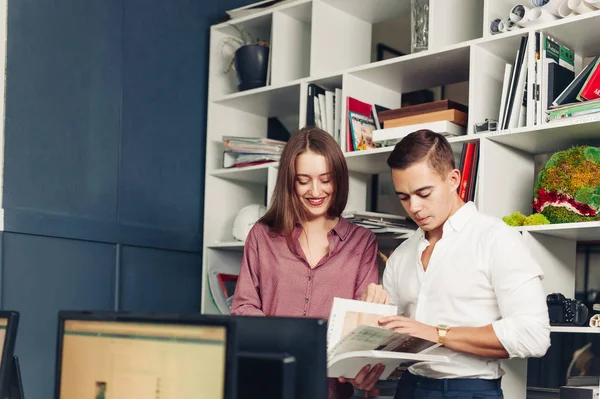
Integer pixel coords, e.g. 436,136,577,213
327,297,397,354
329,325,439,358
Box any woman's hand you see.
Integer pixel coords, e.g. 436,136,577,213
338,363,385,393
360,283,391,304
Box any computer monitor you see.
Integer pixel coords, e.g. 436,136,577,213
219,315,328,399
0,311,22,399
54,311,237,399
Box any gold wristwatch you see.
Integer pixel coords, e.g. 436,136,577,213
437,325,450,346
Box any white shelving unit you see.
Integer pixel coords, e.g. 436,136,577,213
203,1,600,397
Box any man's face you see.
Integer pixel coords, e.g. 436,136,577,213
391,159,460,232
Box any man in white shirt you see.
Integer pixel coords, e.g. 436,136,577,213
349,130,551,398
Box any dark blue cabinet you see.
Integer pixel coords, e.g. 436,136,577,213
0,0,256,398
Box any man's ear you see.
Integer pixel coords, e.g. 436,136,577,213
448,168,461,191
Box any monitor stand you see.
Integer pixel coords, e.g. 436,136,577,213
2,356,24,399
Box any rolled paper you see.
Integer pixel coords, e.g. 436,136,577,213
510,4,531,25
584,0,600,9
489,18,502,34
568,0,597,12
557,0,577,16
531,0,564,16
526,6,560,23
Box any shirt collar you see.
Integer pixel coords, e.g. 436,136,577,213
292,217,351,241
332,217,351,241
446,201,477,232
415,201,477,240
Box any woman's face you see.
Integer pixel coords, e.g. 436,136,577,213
294,150,334,221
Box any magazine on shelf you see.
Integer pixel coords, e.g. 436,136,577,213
326,298,449,379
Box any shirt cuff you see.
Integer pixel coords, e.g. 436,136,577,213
492,317,550,359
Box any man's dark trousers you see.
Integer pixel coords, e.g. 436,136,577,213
394,371,503,398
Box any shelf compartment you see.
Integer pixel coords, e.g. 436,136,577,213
486,114,600,155
209,14,273,100
538,11,600,57
313,0,481,77
210,162,277,184
213,80,302,117
519,221,600,242
348,44,471,94
270,1,312,85
469,32,531,135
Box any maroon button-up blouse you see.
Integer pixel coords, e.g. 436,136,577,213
230,217,379,399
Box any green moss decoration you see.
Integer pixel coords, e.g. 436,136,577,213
533,146,600,224
502,211,527,226
523,213,550,226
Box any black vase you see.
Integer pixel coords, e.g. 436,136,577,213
234,44,270,92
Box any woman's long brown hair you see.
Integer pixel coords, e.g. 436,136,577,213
259,126,349,238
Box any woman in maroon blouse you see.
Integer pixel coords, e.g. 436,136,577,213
230,127,380,399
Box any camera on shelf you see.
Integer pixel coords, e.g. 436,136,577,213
547,293,589,326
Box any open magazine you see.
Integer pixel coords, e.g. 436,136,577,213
327,298,449,379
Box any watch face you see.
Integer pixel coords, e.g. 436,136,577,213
438,324,449,330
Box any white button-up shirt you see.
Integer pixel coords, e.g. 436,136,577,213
383,201,551,379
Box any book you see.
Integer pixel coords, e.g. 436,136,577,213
372,121,466,144
377,99,468,122
382,109,468,129
326,298,449,380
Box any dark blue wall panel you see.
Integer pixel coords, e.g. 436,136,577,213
119,245,202,313
118,0,205,238
4,0,122,222
1,233,116,399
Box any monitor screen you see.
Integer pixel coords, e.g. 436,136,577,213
57,319,229,399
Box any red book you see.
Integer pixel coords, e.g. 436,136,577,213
579,65,600,101
459,143,475,201
345,97,372,152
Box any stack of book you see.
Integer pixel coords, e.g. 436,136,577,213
343,211,417,239
222,136,286,168
372,100,468,144
547,55,600,122
306,83,343,146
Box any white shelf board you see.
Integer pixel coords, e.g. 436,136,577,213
519,221,600,242
344,135,479,175
550,326,600,333
320,0,409,24
207,241,245,250
486,114,600,155
213,0,311,29
210,162,277,184
213,79,304,117
347,43,471,93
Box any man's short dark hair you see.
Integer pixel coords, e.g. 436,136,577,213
386,129,456,176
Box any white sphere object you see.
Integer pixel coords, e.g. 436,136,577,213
232,204,266,241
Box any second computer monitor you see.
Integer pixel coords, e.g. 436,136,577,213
0,311,20,398
227,315,328,399
54,311,237,399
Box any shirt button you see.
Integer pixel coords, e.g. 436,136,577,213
305,298,309,302
303,311,306,316
308,276,311,281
